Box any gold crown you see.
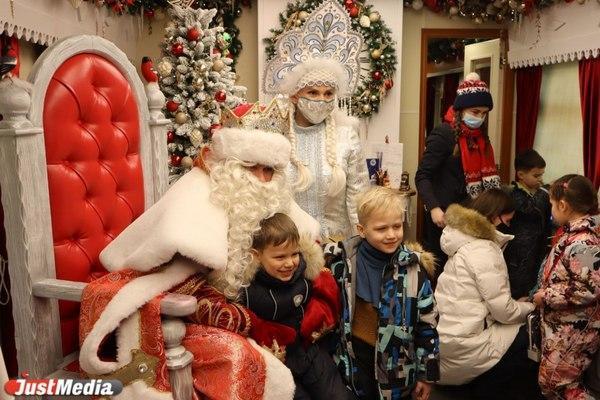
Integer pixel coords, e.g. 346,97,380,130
220,98,290,135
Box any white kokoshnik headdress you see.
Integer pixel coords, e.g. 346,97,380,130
263,0,363,96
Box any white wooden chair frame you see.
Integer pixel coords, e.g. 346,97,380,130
0,35,193,399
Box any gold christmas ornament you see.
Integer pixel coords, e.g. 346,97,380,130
298,10,309,20
359,15,371,28
157,60,173,77
362,104,372,113
212,59,225,72
181,156,194,168
369,11,380,22
189,129,203,147
371,49,382,59
175,112,188,124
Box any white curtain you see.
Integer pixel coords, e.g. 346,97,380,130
533,61,584,183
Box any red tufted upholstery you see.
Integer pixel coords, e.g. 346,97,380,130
43,54,145,355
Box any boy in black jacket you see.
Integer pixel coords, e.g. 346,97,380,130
241,213,350,400
503,149,552,298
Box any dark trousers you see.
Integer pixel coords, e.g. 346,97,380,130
423,211,447,284
286,343,352,400
351,338,379,400
470,325,544,400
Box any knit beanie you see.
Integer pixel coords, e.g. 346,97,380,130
453,72,493,111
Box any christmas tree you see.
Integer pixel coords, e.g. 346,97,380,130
158,5,246,178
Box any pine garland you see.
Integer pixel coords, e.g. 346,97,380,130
85,0,249,68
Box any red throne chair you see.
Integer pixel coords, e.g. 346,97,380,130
0,35,194,399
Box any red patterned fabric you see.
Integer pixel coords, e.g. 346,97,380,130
80,271,268,399
79,269,170,393
44,53,145,355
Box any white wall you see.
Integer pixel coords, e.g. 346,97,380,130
533,61,584,183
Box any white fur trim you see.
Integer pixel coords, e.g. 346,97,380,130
212,128,291,169
79,259,197,375
100,168,228,272
332,108,359,130
114,380,173,400
280,58,351,96
288,200,321,242
113,315,174,400
116,312,141,367
247,340,295,400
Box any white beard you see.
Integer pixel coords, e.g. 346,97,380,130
207,159,292,299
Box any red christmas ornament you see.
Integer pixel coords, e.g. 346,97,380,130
171,43,184,56
384,79,394,90
112,3,124,13
349,6,359,17
167,130,175,143
212,48,222,57
186,27,200,42
372,71,383,81
214,91,227,103
144,9,155,19
170,154,182,167
125,0,134,5
166,100,180,112
209,124,221,137
344,0,354,8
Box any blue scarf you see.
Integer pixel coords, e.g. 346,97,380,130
356,240,394,306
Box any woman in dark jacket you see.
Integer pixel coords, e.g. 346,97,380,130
415,72,501,273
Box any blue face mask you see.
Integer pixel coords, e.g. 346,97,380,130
462,112,485,129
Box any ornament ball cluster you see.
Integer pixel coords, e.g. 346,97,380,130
159,6,246,177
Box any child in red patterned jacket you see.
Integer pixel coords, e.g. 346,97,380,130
533,175,600,399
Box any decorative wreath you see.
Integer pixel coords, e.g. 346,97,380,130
264,0,397,119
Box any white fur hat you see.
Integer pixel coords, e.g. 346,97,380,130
278,58,351,96
211,127,291,168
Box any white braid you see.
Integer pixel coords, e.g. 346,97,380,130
324,115,346,197
288,107,313,192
